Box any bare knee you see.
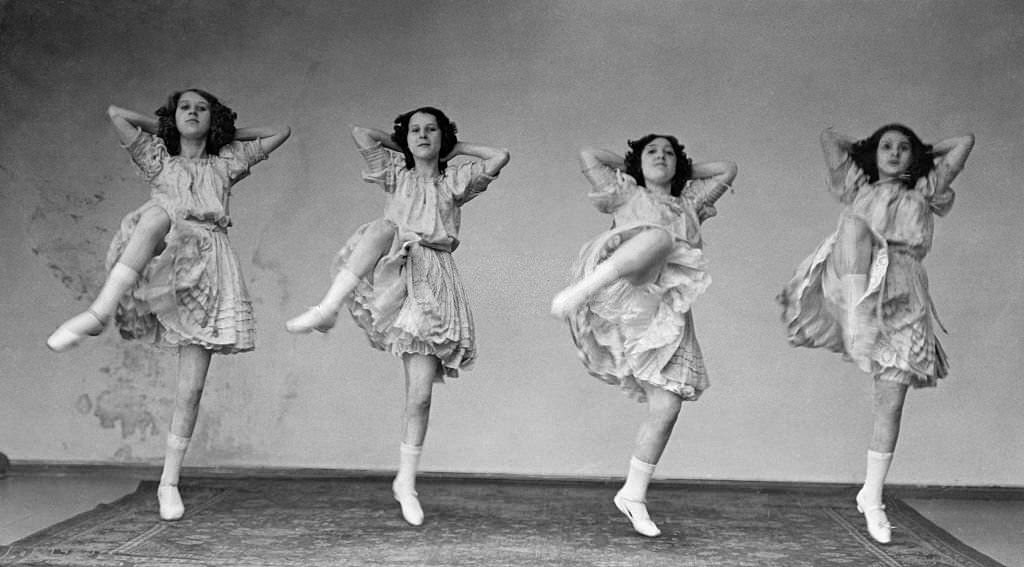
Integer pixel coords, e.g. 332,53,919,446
365,218,397,246
405,393,432,417
636,228,674,256
874,396,905,422
647,391,682,430
137,207,172,238
873,382,907,421
616,228,674,282
120,207,171,269
175,386,205,415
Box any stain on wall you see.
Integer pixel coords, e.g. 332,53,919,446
91,345,169,441
29,188,110,301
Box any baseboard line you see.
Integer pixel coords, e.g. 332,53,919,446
7,461,1023,500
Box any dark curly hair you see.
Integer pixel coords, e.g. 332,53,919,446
624,134,693,198
391,106,459,173
155,89,237,156
850,123,934,185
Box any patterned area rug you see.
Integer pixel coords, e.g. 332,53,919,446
0,478,1006,567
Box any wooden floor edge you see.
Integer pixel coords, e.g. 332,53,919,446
5,461,1023,499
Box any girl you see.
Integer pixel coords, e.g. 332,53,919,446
286,107,509,526
46,89,291,520
552,135,736,537
778,125,974,543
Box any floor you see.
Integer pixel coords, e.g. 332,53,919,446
1,470,1021,566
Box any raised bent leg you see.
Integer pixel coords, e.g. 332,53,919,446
286,219,397,334
158,345,212,521
551,228,674,319
833,213,876,370
47,207,171,351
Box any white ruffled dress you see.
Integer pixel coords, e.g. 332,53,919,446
332,145,497,380
778,147,957,387
106,130,267,353
566,165,726,402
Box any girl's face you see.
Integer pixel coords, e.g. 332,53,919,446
876,130,913,181
407,112,442,163
175,91,212,140
641,137,677,187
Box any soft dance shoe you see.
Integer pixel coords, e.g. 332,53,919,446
46,310,105,352
856,490,892,544
285,305,338,334
392,482,424,526
157,484,185,521
614,491,661,537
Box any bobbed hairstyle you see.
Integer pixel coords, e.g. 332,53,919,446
391,106,459,173
155,89,237,156
850,123,934,185
624,134,693,198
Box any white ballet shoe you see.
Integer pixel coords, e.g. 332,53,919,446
46,310,106,352
614,491,661,537
392,481,424,526
856,490,892,544
285,305,338,334
158,484,185,521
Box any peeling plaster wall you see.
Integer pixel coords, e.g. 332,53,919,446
1,0,1022,486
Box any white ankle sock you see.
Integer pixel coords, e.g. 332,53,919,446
159,433,190,487
89,262,140,320
320,268,361,313
552,262,621,316
394,443,422,492
861,450,893,505
157,433,190,521
619,456,656,501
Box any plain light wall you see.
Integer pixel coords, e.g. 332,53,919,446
1,0,1021,486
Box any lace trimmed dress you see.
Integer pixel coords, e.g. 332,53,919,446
105,130,267,353
566,165,726,403
332,144,497,380
778,142,958,387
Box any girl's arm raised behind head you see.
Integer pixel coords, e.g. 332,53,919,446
235,125,291,156
689,161,738,209
690,161,737,184
448,141,510,177
107,105,158,145
579,147,625,171
820,127,856,170
352,125,400,152
931,133,975,174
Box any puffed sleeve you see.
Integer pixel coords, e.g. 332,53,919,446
123,130,167,181
449,160,497,206
682,177,730,222
359,143,399,193
219,139,268,184
582,164,631,213
919,163,957,217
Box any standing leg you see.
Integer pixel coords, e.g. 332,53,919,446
47,207,171,351
614,384,683,537
286,219,396,334
834,213,876,370
551,228,674,319
856,378,908,544
157,344,213,521
391,353,440,526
